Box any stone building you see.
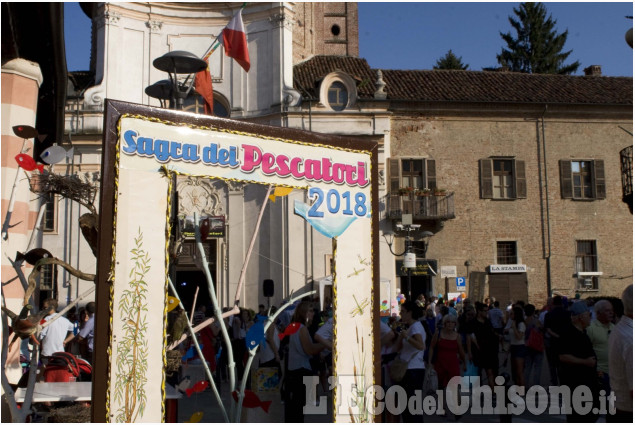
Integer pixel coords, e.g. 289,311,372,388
292,57,633,306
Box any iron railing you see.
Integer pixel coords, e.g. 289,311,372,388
384,192,455,221
620,145,632,214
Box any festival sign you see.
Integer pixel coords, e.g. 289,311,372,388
94,101,379,422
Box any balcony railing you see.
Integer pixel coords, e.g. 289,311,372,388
384,191,455,221
620,145,632,214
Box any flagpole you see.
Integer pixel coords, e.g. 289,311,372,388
201,3,248,60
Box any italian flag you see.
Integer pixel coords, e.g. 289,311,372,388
222,9,250,72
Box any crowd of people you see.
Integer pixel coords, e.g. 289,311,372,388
375,286,633,423
166,287,633,423
37,299,95,366
30,284,633,423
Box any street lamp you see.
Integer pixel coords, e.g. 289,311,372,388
420,230,434,258
383,214,420,299
148,51,207,110
145,79,174,109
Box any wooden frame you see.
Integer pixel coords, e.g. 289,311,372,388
94,99,379,422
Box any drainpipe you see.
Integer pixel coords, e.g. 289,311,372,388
540,105,553,295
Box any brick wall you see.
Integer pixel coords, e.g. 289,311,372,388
293,2,359,64
389,111,633,306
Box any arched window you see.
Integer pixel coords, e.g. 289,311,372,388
183,92,231,118
319,72,357,112
328,81,348,111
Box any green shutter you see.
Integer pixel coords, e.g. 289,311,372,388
594,160,606,199
560,160,573,199
480,159,493,199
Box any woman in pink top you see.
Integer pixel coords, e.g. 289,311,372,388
429,314,466,389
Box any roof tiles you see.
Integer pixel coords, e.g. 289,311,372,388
293,55,633,105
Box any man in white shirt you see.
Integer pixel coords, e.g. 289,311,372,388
40,298,75,363
607,285,632,423
586,300,614,394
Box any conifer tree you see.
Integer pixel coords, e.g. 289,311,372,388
497,2,580,74
434,50,469,70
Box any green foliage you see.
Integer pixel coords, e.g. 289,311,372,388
497,2,580,74
114,229,150,422
433,50,469,70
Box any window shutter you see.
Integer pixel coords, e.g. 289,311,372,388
560,160,573,199
479,159,493,199
389,159,400,192
594,160,606,199
426,159,436,190
514,160,527,198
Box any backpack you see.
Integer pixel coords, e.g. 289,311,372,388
44,352,92,382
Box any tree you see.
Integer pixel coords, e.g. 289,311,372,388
434,50,469,70
497,2,580,75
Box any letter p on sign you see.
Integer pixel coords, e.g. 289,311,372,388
456,277,466,288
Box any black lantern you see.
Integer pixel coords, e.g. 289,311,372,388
147,51,207,110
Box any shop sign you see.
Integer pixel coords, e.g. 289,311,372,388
489,264,527,273
396,259,438,276
180,215,225,238
440,265,457,278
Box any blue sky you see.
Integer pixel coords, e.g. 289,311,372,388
65,2,633,76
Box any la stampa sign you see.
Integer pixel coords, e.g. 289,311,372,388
489,264,527,273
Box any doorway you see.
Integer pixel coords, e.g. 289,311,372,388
487,273,528,305
401,275,432,301
174,241,218,313
174,270,215,313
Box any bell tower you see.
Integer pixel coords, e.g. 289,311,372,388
292,2,359,64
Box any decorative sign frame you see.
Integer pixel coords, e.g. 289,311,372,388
93,100,379,422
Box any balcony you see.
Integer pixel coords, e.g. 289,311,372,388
384,191,456,221
620,145,632,214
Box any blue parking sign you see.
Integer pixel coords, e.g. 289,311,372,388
456,277,466,287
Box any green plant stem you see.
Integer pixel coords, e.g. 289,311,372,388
128,270,144,422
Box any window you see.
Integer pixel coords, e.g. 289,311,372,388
213,99,229,118
560,160,605,200
319,72,357,112
493,159,513,199
576,240,599,290
327,81,348,111
38,264,57,310
497,241,518,264
388,158,437,192
387,158,437,216
479,158,526,199
42,194,56,232
402,158,424,189
183,93,230,118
